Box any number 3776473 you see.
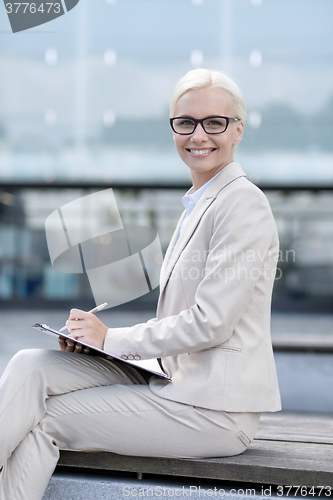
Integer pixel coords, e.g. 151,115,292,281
5,3,61,14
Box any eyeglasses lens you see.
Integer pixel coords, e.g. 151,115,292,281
172,117,228,134
203,117,227,133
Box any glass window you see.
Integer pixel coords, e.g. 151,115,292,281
0,0,332,185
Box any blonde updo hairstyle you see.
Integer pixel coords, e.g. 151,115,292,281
170,68,246,121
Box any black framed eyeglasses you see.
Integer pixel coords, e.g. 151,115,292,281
170,115,240,135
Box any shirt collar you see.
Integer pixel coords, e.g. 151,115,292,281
182,162,235,210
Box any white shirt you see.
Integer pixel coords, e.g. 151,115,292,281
180,162,234,234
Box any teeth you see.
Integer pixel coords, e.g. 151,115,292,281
189,149,214,155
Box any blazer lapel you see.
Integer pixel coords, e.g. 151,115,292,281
159,163,247,296
159,210,186,285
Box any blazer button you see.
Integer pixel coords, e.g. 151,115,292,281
121,355,128,360
127,354,134,360
134,355,141,360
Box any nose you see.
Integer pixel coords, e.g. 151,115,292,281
190,123,208,142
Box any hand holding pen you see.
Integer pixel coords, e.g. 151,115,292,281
58,302,108,354
59,302,108,332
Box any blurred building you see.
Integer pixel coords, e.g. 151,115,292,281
0,0,332,310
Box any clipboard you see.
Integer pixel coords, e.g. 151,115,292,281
32,323,169,380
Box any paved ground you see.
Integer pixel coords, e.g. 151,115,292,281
41,472,304,500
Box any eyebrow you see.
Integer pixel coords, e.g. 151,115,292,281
175,115,223,118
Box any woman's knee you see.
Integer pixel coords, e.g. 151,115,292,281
6,349,60,377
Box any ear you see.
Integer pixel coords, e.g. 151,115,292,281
233,120,244,146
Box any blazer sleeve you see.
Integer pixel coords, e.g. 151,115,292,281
103,182,278,359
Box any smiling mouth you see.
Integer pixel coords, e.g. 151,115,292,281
187,148,216,155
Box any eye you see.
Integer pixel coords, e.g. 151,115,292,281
203,117,227,132
178,119,195,127
206,119,223,127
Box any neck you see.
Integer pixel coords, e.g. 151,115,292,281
191,163,231,191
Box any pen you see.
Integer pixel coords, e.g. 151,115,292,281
59,302,108,332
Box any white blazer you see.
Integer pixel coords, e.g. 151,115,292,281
104,163,281,412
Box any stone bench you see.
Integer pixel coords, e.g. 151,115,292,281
57,412,333,488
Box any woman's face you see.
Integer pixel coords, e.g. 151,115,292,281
172,86,243,189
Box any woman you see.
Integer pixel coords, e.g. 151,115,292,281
0,69,281,500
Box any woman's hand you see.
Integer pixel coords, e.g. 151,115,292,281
58,336,91,354
61,308,108,351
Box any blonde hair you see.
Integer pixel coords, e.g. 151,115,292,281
170,68,246,120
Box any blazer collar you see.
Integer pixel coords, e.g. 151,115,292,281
159,163,247,294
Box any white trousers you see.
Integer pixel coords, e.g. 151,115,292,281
0,349,260,500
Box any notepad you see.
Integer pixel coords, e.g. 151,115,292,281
32,323,169,380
